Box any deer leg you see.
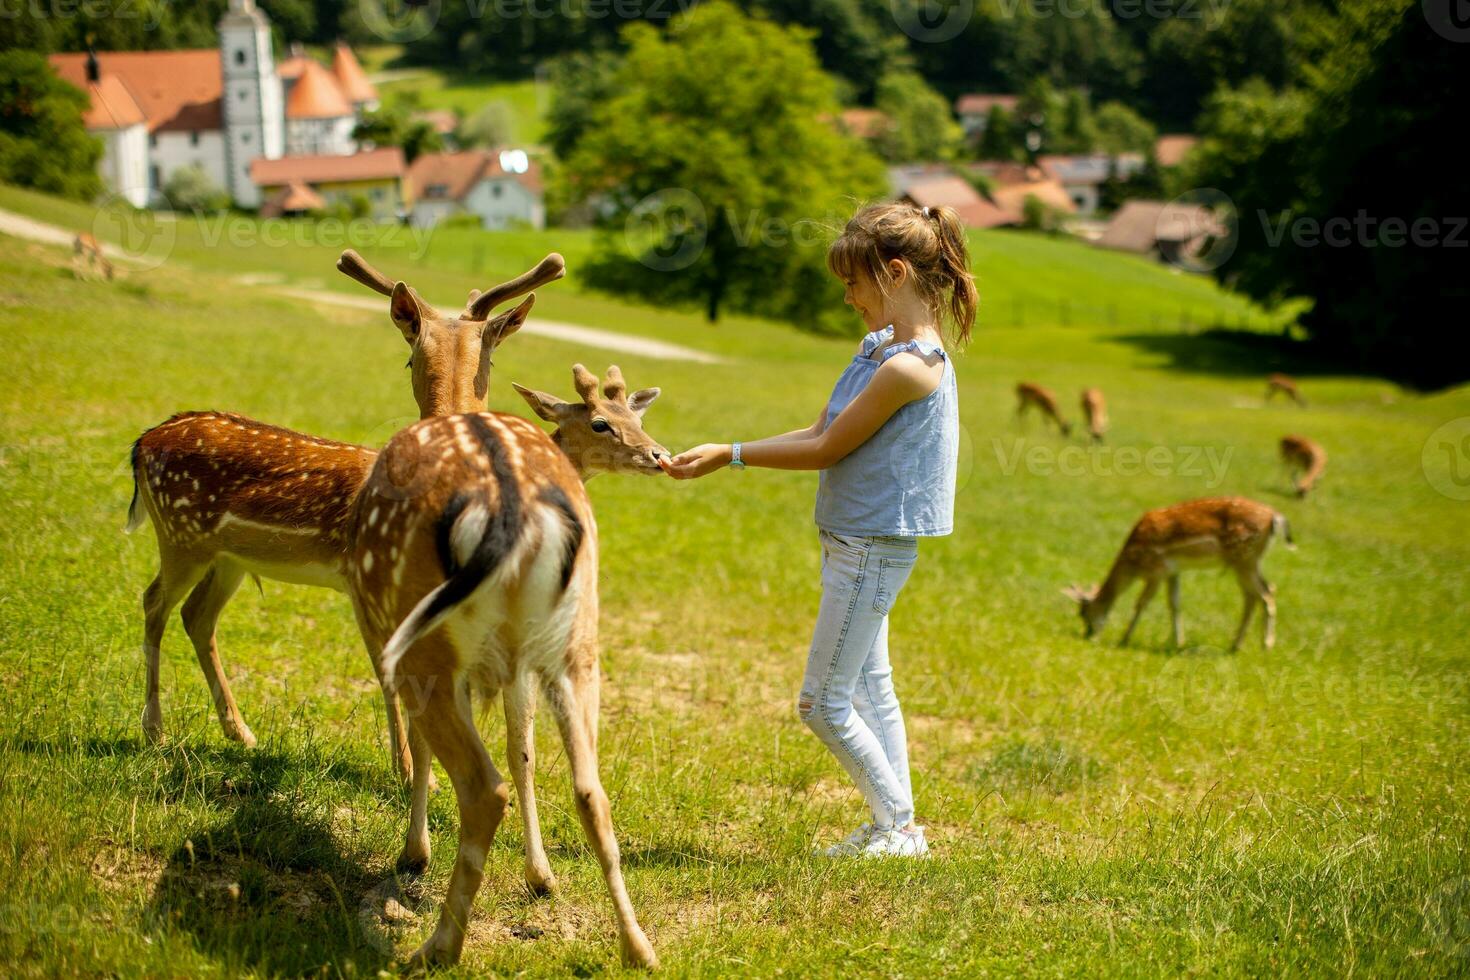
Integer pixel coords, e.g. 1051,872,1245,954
1254,570,1277,650
1119,579,1159,647
504,670,555,895
396,720,433,875
1230,571,1259,653
1167,574,1183,648
357,631,418,790
141,558,207,744
402,671,509,971
180,562,256,747
546,662,656,969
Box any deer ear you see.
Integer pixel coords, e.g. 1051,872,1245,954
484,294,535,347
627,387,661,417
511,382,571,423
389,282,420,342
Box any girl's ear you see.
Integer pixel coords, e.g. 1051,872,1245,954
886,257,908,288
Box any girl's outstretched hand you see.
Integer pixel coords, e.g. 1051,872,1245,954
660,443,732,480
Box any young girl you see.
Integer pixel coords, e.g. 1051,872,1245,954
661,202,975,857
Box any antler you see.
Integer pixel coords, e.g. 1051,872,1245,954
602,365,627,404
465,252,566,321
337,249,395,297
572,363,600,404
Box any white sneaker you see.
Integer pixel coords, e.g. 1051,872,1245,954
861,825,929,859
817,822,874,857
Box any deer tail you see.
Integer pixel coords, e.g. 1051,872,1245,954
1272,512,1296,551
124,437,146,533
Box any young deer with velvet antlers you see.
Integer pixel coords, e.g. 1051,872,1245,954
127,248,563,782
350,364,665,970
1064,496,1294,652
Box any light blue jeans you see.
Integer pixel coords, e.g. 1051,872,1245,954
799,530,919,830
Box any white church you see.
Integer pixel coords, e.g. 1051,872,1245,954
50,0,379,210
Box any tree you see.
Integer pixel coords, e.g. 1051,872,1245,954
560,3,886,331
1094,101,1156,156
1184,0,1468,388
0,52,101,201
872,69,963,163
976,104,1022,162
352,104,442,163
163,164,229,212
544,50,623,162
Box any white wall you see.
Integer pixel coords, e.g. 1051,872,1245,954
286,116,356,157
463,178,544,230
99,124,149,208
148,130,228,204
409,199,457,229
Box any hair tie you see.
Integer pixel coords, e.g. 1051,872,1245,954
921,206,932,218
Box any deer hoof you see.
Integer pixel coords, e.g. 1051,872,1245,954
402,932,460,974
224,720,257,748
619,927,658,970
395,849,430,876
524,866,556,897
142,706,164,745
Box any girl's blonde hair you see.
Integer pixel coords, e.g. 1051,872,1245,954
827,202,978,347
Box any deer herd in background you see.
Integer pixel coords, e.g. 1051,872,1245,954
1017,370,1325,652
115,234,1331,968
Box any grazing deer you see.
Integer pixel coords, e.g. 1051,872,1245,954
1081,387,1108,443
349,365,666,970
1016,382,1072,436
1280,434,1326,497
1265,372,1306,406
127,249,564,787
73,232,113,280
1063,497,1293,652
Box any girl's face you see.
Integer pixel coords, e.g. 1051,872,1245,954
842,268,889,332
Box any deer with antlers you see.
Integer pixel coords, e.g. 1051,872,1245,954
73,232,113,280
1265,372,1306,407
1280,434,1327,497
1081,387,1108,444
350,363,665,970
1016,381,1072,436
1063,497,1293,652
127,249,564,784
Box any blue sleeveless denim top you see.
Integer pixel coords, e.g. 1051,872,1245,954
814,325,959,537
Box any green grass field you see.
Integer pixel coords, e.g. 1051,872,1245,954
1,186,1468,977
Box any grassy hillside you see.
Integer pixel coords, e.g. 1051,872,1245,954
1,197,1467,976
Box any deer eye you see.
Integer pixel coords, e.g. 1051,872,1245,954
590,418,611,434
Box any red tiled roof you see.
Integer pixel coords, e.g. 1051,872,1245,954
277,55,313,81
955,93,1019,117
259,180,327,217
407,149,543,201
251,147,405,186
286,60,353,120
1154,134,1198,168
331,44,378,104
838,108,892,140
1096,199,1224,253
82,75,146,129
991,179,1077,216
901,176,1019,229
50,49,222,133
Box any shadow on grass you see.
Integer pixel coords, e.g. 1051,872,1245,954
143,747,402,976
1107,328,1368,380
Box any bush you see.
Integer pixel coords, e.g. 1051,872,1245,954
0,51,101,200
162,164,229,213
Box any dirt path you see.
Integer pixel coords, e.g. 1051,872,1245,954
0,207,724,364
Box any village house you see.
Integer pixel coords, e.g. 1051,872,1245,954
1037,153,1148,215
49,0,378,209
890,164,1018,229
1095,198,1227,265
251,147,407,221
406,149,545,230
954,94,1020,142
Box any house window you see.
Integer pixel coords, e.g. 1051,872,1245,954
190,131,199,147
491,184,503,198
234,49,246,66
239,90,247,101
150,165,160,189
148,134,156,149
370,188,385,201
242,132,250,144
427,183,448,198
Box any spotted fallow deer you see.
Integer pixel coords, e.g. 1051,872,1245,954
347,365,666,970
126,249,564,786
73,232,113,280
1265,372,1306,406
1081,387,1108,443
1063,497,1294,652
1016,381,1072,436
1280,434,1326,497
